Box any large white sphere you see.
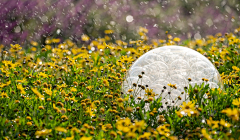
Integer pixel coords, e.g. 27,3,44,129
123,45,222,109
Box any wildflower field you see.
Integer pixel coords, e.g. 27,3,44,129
1,27,240,140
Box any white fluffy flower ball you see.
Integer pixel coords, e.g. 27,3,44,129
123,45,222,109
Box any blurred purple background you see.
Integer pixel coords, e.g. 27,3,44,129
0,0,239,45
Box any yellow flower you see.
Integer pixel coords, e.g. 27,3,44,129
120,56,134,63
102,125,107,132
180,101,193,109
80,136,92,140
201,128,213,140
116,118,132,133
31,47,37,52
62,135,74,140
117,131,122,136
16,78,27,84
175,110,183,118
52,38,60,43
81,34,90,41
97,44,105,50
156,124,170,137
15,100,20,103
85,105,96,117
167,83,177,89
179,101,197,117
45,45,52,50
117,98,124,103
55,126,67,133
70,96,78,102
159,39,166,43
125,107,133,113
109,131,117,138
61,115,68,120
232,98,240,107
221,108,239,121
0,92,9,98
138,132,151,140
144,88,156,97
173,37,181,42
86,85,93,90
71,127,80,133
206,117,219,129
104,30,114,34
208,46,219,55
102,78,109,87
45,38,52,44
232,66,240,72
106,123,113,130
38,72,48,78
125,132,136,139
35,129,52,138
26,122,32,126
3,80,9,86
138,27,148,33
121,69,127,72
220,119,231,128
133,120,146,132
38,106,44,110
2,61,15,69
31,88,44,100
127,89,133,93
31,41,38,46
26,116,32,120
70,87,77,92
103,42,114,49
10,44,22,51
149,112,154,116
43,88,52,96
169,136,178,140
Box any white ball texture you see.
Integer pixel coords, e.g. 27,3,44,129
123,45,222,108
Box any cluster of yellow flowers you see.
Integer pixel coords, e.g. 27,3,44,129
1,27,240,139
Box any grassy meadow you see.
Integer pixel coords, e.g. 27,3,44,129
1,27,240,139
